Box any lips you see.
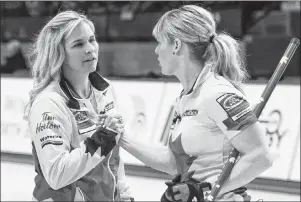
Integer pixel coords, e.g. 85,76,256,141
84,57,96,62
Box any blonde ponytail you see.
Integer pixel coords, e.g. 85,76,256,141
210,32,250,90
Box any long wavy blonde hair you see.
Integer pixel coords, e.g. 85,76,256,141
152,5,249,90
24,10,95,119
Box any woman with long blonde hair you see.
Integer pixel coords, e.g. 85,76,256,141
24,10,132,201
119,5,274,201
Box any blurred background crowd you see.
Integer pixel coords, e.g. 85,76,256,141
0,1,300,80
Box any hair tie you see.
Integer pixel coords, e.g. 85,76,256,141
209,34,216,43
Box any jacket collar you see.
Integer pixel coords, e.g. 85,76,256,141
179,65,213,98
59,71,110,109
89,71,110,92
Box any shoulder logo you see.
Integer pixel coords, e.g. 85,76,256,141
217,93,252,122
219,94,244,110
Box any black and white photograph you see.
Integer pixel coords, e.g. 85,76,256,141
1,1,300,201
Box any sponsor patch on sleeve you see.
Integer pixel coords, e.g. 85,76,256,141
216,93,257,130
35,112,61,134
34,112,64,148
40,135,63,148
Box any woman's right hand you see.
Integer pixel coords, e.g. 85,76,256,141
97,114,125,141
87,114,124,156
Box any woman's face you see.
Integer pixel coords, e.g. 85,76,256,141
154,37,178,76
63,21,99,75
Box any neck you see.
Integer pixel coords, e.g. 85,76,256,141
175,60,203,95
62,69,91,98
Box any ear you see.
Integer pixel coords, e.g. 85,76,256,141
173,38,182,55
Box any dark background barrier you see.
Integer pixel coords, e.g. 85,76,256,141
1,1,300,79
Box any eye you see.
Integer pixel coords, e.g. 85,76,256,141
74,42,83,47
89,37,96,43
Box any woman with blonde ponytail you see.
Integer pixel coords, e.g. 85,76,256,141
25,10,132,201
119,5,274,202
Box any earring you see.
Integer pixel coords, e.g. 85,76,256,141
174,44,178,55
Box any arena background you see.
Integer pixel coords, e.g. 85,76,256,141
1,1,300,201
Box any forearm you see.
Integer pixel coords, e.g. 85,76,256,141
40,140,108,190
37,127,119,190
119,132,177,175
218,149,273,195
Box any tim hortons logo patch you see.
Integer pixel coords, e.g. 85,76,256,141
36,112,61,134
216,93,252,122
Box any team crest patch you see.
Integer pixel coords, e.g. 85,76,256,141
73,111,96,135
74,111,89,122
216,93,251,121
216,93,257,130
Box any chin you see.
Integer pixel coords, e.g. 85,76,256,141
161,68,173,76
87,64,97,73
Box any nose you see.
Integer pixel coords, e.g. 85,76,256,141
85,42,95,54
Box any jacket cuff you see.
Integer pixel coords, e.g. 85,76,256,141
84,126,118,156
